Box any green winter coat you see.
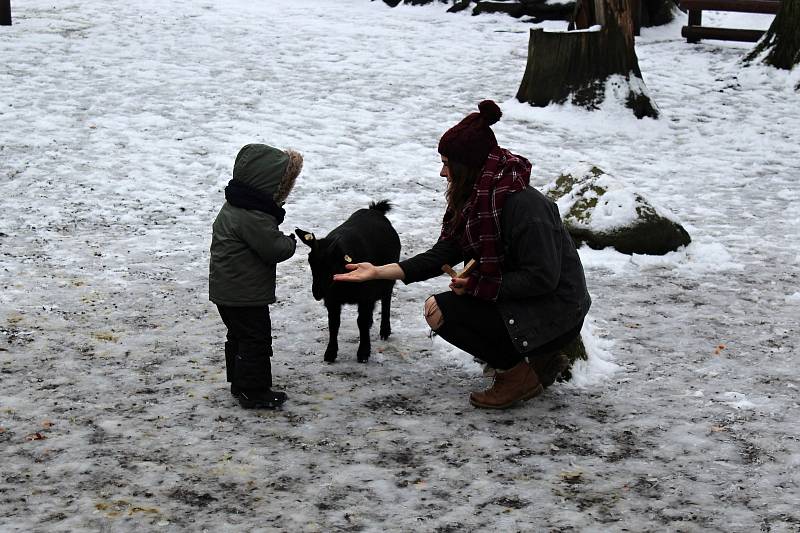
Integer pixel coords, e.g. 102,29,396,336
209,144,302,306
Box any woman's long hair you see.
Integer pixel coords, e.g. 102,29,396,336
445,159,482,232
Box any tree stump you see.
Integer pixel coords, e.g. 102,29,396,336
515,25,659,118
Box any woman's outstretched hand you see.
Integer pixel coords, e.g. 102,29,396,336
333,262,378,282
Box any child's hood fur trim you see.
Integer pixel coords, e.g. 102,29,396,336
275,149,303,205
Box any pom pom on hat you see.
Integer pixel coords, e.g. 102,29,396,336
438,100,502,169
478,100,502,125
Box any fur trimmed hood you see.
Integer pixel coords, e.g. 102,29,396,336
275,149,302,205
232,144,303,205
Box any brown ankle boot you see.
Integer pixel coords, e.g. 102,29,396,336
469,361,544,409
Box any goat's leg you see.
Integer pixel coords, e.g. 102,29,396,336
356,300,375,363
379,289,392,340
324,303,341,363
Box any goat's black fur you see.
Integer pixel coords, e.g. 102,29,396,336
296,200,401,363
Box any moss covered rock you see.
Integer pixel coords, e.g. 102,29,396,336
543,163,691,255
556,334,588,384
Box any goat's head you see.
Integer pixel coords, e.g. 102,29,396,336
295,229,353,301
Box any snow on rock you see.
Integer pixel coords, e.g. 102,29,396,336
543,162,692,254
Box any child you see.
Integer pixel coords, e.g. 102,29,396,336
209,143,302,409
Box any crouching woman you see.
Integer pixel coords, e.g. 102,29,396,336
334,100,591,409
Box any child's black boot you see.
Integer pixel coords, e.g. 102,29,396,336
238,389,288,409
233,352,285,408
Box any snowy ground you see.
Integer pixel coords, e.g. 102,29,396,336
1,0,799,531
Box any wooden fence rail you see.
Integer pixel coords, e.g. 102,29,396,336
680,0,781,43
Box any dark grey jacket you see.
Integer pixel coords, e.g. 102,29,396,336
399,186,591,353
209,144,300,306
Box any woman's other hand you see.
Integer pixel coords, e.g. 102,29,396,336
449,276,469,296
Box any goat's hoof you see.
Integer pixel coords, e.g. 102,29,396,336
357,357,369,364
323,353,337,363
379,330,391,340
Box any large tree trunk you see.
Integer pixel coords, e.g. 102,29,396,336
745,0,800,70
516,0,659,118
1,0,11,26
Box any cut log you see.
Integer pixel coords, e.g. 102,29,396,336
473,1,526,16
680,0,781,13
472,0,575,19
515,26,659,118
682,26,766,41
519,2,578,20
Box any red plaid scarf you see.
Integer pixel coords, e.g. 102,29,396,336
441,147,532,301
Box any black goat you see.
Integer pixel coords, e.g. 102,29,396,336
296,200,401,363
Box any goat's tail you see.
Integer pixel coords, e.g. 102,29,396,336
369,199,392,214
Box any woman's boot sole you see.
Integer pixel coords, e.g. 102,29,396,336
469,384,544,409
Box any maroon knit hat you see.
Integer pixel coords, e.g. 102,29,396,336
438,100,502,168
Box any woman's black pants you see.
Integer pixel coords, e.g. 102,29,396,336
432,292,581,371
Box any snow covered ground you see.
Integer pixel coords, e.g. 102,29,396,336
1,0,799,531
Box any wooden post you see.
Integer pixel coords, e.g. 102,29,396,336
686,8,702,42
1,0,11,26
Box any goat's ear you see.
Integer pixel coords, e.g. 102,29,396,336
295,228,315,247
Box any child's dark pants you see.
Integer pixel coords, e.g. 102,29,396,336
216,305,273,390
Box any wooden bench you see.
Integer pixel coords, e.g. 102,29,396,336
680,0,781,43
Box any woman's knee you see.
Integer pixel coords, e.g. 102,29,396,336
424,296,444,330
